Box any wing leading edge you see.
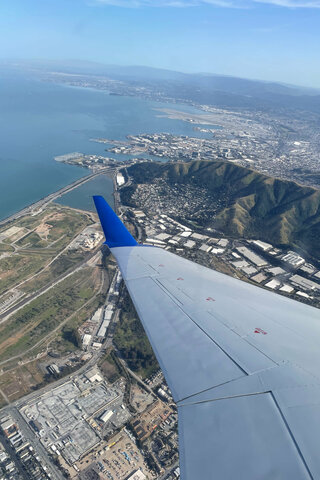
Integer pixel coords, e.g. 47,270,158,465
94,196,320,480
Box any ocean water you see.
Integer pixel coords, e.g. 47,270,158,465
0,68,214,220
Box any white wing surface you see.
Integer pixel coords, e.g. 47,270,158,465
94,196,320,480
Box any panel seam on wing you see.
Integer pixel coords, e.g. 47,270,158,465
154,277,279,376
205,309,280,368
178,391,314,479
269,391,315,480
151,277,249,376
175,375,250,405
177,390,270,407
155,277,279,372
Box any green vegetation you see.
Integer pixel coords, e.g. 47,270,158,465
16,205,92,250
114,288,159,379
0,268,98,363
16,231,47,248
48,293,104,356
99,348,121,383
15,214,47,230
21,251,86,293
0,393,7,408
0,254,46,296
124,160,320,260
0,205,93,296
0,243,14,253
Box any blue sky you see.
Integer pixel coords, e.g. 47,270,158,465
1,0,320,87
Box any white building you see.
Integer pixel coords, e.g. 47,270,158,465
91,308,102,323
251,273,267,284
232,260,249,269
211,247,225,255
290,274,320,292
116,173,125,186
199,244,212,253
155,233,171,241
82,334,92,347
280,284,294,293
236,246,268,267
251,240,273,252
126,470,146,480
192,233,207,241
296,291,311,299
282,251,305,267
217,239,229,247
265,279,281,290
242,266,258,276
100,410,113,423
300,264,316,275
180,231,192,238
267,267,286,276
184,240,196,249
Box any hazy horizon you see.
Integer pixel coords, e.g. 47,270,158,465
1,0,320,89
2,57,320,92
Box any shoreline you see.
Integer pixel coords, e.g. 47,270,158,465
0,167,114,228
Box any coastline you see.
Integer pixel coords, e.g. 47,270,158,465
0,168,114,227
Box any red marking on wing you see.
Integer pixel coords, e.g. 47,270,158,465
254,328,267,335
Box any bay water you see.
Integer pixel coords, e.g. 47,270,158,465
0,68,214,219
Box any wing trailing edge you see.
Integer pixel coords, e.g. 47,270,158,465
94,195,320,479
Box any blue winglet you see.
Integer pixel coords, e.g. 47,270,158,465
93,196,138,248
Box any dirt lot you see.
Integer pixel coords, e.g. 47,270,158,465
99,349,121,384
0,205,93,297
130,384,154,414
0,359,45,402
131,400,173,443
73,431,154,480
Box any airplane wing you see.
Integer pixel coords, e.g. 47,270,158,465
94,195,320,480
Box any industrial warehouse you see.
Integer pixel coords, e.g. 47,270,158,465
20,369,127,465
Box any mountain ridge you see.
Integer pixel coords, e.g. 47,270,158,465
122,160,320,260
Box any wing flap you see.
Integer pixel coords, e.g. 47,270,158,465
93,200,320,480
178,393,312,480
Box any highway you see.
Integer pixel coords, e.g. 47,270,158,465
0,246,101,323
0,427,31,480
7,406,64,480
0,268,104,368
0,171,180,480
5,268,119,409
0,260,179,480
0,167,115,228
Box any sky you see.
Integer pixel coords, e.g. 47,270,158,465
1,0,320,87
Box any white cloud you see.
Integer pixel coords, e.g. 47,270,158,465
253,0,320,7
93,0,320,6
93,0,233,5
